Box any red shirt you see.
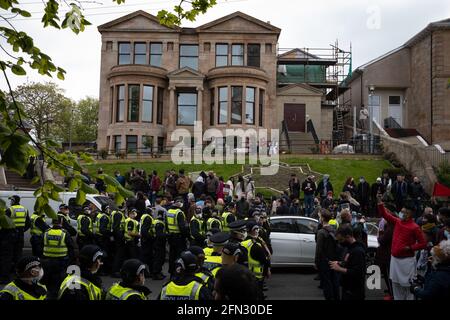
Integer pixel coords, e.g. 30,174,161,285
377,204,427,258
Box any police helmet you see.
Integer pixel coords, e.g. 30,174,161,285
175,251,198,274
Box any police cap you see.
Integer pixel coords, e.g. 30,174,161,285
222,242,241,256
246,219,259,231
228,220,247,231
79,245,104,266
120,259,149,283
209,232,231,247
16,256,41,275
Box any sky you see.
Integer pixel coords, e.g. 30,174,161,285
1,0,449,101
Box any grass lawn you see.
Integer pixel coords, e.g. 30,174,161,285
86,162,244,180
86,158,392,198
283,158,392,192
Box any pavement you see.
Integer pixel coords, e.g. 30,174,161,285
100,264,386,300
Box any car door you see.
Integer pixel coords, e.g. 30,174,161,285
270,218,302,265
295,218,318,264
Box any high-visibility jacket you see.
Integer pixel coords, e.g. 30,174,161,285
166,208,184,234
0,281,46,300
139,214,154,237
94,213,111,236
10,205,27,228
152,219,165,235
203,254,222,273
160,280,204,300
242,239,264,280
106,283,147,300
221,212,234,232
77,215,93,237
190,217,205,238
58,274,102,300
203,247,213,257
43,228,68,258
124,218,139,242
31,213,46,236
206,217,222,232
111,211,126,232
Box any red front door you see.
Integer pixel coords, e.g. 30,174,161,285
284,104,306,132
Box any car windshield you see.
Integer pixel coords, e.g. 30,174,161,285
94,196,119,211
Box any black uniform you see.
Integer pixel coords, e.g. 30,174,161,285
152,219,167,277
96,214,113,273
190,218,206,247
140,215,154,271
77,215,95,249
111,211,126,275
58,212,77,237
6,207,31,266
0,222,15,284
30,215,50,258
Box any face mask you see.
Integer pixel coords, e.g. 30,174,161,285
399,212,406,221
445,230,450,240
196,213,202,219
360,179,364,183
31,268,44,284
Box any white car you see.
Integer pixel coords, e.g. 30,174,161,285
332,144,355,154
269,216,378,267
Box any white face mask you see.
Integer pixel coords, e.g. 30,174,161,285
399,212,406,221
196,213,203,219
29,268,44,284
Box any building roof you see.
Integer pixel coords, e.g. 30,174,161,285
347,17,450,85
385,128,421,139
196,11,281,34
97,10,179,32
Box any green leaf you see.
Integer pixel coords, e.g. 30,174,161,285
114,193,124,206
57,71,65,80
0,210,15,229
31,176,41,185
11,64,26,75
103,174,120,187
0,198,5,209
75,189,86,206
34,195,48,213
43,204,57,220
80,182,98,194
68,177,78,192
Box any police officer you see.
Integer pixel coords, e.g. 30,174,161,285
30,211,49,257
0,210,15,284
203,232,229,277
190,206,206,247
139,207,154,271
0,256,46,300
228,220,249,267
111,207,126,278
203,228,220,257
159,251,212,300
6,195,31,266
188,246,214,292
57,204,77,237
152,210,167,280
207,209,222,232
242,220,271,300
166,197,189,276
221,203,237,232
124,208,140,260
58,245,104,300
106,259,151,300
221,242,241,267
41,216,75,299
77,206,95,250
94,204,112,274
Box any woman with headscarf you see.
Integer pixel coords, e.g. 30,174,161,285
192,176,206,200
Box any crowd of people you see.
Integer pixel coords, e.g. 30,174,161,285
0,168,271,300
0,166,449,300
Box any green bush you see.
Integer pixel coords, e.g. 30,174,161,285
437,161,450,188
99,149,108,160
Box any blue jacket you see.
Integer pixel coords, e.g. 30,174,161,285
415,264,450,300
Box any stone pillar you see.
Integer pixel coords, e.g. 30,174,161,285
168,86,176,144
196,86,204,124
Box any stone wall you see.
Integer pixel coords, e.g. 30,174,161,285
381,135,437,193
